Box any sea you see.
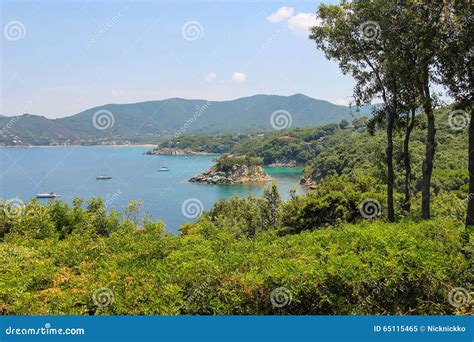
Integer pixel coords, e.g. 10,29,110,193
0,146,304,234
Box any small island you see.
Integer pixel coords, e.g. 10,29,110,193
189,155,272,184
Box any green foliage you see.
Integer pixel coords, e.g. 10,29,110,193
0,196,468,315
339,119,349,129
158,134,249,154
304,108,469,202
205,183,281,237
230,123,342,165
281,175,385,234
215,155,263,172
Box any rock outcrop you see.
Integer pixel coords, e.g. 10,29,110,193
190,164,272,184
267,161,297,168
144,148,217,156
299,176,317,189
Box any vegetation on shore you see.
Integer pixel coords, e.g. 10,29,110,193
214,155,263,172
155,135,250,154
189,155,270,184
152,119,366,165
1,177,472,315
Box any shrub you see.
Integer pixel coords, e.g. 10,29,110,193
215,155,263,172
0,195,468,315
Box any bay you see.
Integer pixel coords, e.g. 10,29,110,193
0,146,304,233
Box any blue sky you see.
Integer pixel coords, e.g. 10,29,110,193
1,0,352,118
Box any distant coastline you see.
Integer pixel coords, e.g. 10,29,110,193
0,144,156,148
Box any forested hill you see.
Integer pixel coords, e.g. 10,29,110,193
0,94,374,146
154,107,469,198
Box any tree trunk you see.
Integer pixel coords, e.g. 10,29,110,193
420,68,436,220
422,108,436,220
387,109,395,222
403,109,416,212
466,110,474,227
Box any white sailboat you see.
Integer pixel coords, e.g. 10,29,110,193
36,171,61,199
157,157,170,172
96,175,112,180
96,160,112,180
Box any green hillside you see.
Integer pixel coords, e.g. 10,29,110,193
152,119,364,164
0,94,374,146
161,108,468,200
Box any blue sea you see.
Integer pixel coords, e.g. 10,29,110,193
0,146,304,233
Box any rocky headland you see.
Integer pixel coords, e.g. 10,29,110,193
144,148,218,156
189,156,271,184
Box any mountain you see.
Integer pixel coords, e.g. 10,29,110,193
0,94,375,146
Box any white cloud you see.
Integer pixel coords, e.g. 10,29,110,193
205,72,217,82
287,12,321,34
111,89,124,97
231,72,246,82
334,98,352,106
267,6,294,23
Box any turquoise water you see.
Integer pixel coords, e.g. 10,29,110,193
0,146,304,233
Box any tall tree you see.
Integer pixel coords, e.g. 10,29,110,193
403,2,446,219
310,1,408,221
402,108,417,212
436,0,473,226
396,54,421,213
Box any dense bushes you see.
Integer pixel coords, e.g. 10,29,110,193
215,155,263,172
158,134,249,154
205,183,282,236
281,175,385,234
0,177,471,315
157,126,330,165
0,196,469,315
231,124,341,165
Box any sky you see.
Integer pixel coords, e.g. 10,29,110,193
0,0,353,119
